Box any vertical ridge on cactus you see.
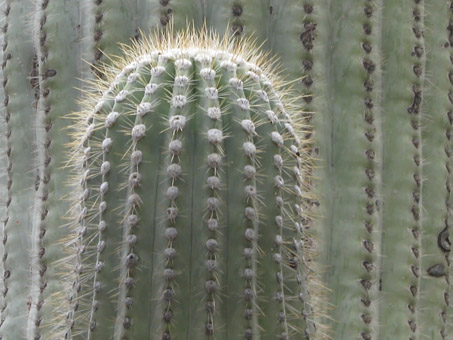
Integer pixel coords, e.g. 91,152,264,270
0,0,6,322
64,26,324,340
419,1,452,337
311,0,453,339
1,1,41,338
27,1,83,339
311,1,384,338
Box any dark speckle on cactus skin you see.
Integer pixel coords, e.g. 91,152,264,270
427,263,446,277
437,225,451,252
232,4,242,16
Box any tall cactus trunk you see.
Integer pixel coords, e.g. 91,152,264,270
311,0,453,338
0,0,83,339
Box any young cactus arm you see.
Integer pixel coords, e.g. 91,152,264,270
419,1,453,338
312,0,384,338
0,1,39,338
68,29,322,340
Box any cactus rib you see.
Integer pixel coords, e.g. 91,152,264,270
0,1,38,338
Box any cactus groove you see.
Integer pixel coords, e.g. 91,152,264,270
67,28,322,340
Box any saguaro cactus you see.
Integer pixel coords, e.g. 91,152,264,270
310,0,453,339
64,28,323,340
1,1,453,340
0,0,82,339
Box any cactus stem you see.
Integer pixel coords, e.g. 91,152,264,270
66,25,320,340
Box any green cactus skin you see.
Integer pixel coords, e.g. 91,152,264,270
0,0,83,339
447,2,453,333
0,1,452,339
419,1,452,337
0,0,6,319
66,30,320,340
312,0,384,339
379,1,425,338
89,0,138,69
1,1,41,338
311,0,453,339
27,1,83,339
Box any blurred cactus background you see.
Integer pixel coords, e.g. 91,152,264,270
0,0,452,339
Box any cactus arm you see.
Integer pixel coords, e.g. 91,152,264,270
380,1,425,338
27,1,84,339
0,1,38,338
418,1,452,338
66,29,322,338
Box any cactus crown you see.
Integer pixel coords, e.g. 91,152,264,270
61,25,325,340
